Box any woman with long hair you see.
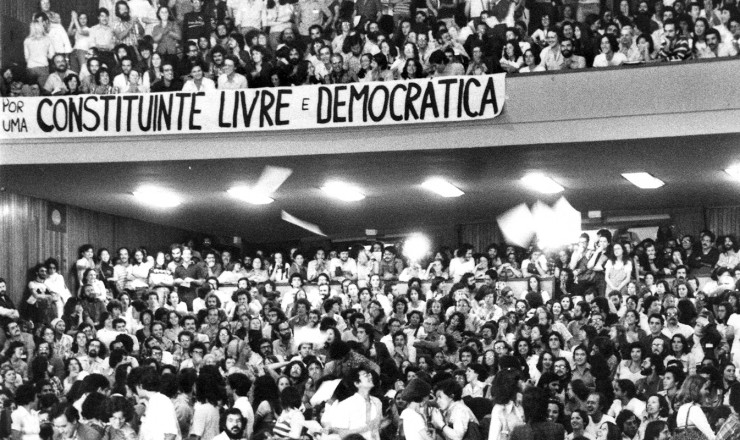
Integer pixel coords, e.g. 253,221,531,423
605,242,632,294
152,6,180,65
24,21,53,87
252,375,282,440
665,334,696,375
489,369,524,440
674,374,716,439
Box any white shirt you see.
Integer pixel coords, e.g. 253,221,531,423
585,414,615,440
182,78,216,92
330,393,382,440
401,408,428,440
11,406,41,440
140,392,181,440
233,396,255,440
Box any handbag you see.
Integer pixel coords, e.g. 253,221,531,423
673,405,708,440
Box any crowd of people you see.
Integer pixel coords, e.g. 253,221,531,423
2,0,739,96
1,228,740,440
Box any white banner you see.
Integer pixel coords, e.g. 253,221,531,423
1,74,505,139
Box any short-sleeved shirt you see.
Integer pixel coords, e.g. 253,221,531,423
190,402,220,440
140,392,180,440
11,406,41,440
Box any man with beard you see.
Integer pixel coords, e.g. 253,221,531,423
0,279,19,344
214,22,230,48
662,306,693,339
658,19,690,61
26,264,57,325
112,1,143,47
226,373,254,440
43,54,73,95
113,247,133,296
633,0,653,36
79,284,106,327
208,45,228,78
112,56,135,92
2,321,35,361
717,234,740,268
273,320,296,359
178,41,204,79
82,339,110,376
167,244,184,273
560,38,586,69
213,408,245,440
80,57,101,93
183,0,210,42
635,354,664,398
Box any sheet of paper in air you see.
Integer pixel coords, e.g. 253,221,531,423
497,203,535,247
532,201,558,249
281,210,327,237
253,166,293,195
552,197,582,244
310,378,342,406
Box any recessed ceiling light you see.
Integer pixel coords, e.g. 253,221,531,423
321,180,365,202
133,186,182,208
622,172,664,189
521,173,564,194
228,186,274,205
422,178,464,197
725,165,740,180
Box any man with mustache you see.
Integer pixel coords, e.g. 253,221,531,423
112,1,143,47
213,409,246,440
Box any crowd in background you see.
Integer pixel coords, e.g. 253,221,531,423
1,227,740,440
1,0,739,96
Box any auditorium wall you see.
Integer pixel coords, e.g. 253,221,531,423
0,190,197,305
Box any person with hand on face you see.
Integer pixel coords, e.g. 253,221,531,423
430,379,479,440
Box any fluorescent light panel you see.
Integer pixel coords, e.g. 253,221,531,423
422,178,464,197
228,186,274,205
622,172,664,189
133,186,182,208
725,164,740,180
321,180,365,202
521,173,564,194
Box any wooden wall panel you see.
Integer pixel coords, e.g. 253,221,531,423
706,207,740,238
0,191,197,306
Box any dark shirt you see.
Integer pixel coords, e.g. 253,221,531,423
182,11,210,42
174,262,208,294
510,421,565,440
80,297,105,325
150,78,184,92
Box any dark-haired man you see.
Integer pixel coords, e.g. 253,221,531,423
658,19,690,61
226,373,254,439
133,367,179,440
151,62,184,92
329,368,382,440
214,408,245,440
44,54,73,95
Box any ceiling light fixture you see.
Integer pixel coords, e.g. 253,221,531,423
228,186,274,205
521,173,564,194
321,180,365,202
621,172,665,189
132,186,182,208
421,178,464,197
724,165,740,180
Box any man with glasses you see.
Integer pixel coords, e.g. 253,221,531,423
662,306,693,339
413,316,440,358
151,62,183,92
273,320,295,360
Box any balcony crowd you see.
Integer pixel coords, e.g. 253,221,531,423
1,0,739,96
